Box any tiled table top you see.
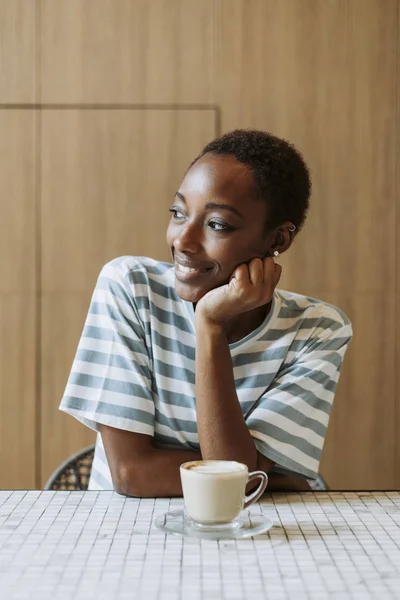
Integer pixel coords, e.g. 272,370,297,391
0,491,399,600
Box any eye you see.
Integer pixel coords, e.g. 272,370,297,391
208,220,233,232
169,207,185,220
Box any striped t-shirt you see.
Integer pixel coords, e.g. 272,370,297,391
59,256,353,490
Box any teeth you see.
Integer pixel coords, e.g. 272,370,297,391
177,263,197,273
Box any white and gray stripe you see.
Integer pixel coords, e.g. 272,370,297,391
59,256,352,490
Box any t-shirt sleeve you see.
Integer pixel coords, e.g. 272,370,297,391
246,317,353,480
59,260,155,436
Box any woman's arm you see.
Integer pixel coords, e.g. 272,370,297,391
193,318,313,491
100,423,311,495
99,424,201,497
194,258,280,474
195,319,273,472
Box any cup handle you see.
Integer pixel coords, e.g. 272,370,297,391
243,471,268,509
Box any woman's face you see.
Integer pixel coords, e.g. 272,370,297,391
166,153,274,303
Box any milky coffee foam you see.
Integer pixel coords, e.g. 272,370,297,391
183,460,246,474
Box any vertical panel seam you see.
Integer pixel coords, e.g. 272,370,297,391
34,0,42,490
214,0,222,136
395,0,399,488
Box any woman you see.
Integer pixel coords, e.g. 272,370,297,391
59,129,353,495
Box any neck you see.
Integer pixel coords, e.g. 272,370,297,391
227,303,271,344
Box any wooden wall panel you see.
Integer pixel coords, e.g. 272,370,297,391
219,0,397,296
0,0,36,103
396,1,400,490
41,109,216,291
41,0,215,104
0,113,36,292
219,0,398,489
316,293,395,490
40,109,215,485
41,294,96,485
0,111,36,488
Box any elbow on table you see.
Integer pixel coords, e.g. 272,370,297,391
112,462,152,498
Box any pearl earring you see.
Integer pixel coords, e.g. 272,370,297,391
273,251,279,257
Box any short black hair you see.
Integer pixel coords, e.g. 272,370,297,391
190,129,311,234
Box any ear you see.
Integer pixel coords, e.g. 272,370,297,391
269,222,296,255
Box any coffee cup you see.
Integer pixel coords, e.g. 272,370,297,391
180,460,268,529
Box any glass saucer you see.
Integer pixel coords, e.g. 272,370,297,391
155,509,273,540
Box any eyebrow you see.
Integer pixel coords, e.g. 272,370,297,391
175,192,244,220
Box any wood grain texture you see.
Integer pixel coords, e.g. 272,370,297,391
0,0,36,103
41,109,215,291
40,109,215,484
0,295,36,488
42,110,214,291
0,111,36,292
396,0,400,490
317,292,395,490
220,0,397,296
41,0,215,104
40,293,96,486
0,111,36,488
219,0,398,488
397,292,400,488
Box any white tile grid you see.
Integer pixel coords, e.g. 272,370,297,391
0,491,399,600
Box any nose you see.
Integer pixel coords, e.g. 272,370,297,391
173,221,203,254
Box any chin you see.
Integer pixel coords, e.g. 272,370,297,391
174,281,208,304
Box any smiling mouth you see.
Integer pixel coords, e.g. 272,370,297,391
174,261,212,280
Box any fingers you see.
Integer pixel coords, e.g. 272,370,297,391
230,263,248,283
263,257,280,283
248,258,264,286
233,257,281,290
274,262,282,287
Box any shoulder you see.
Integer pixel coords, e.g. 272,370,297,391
95,256,179,318
98,256,174,290
100,255,172,279
276,288,353,340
